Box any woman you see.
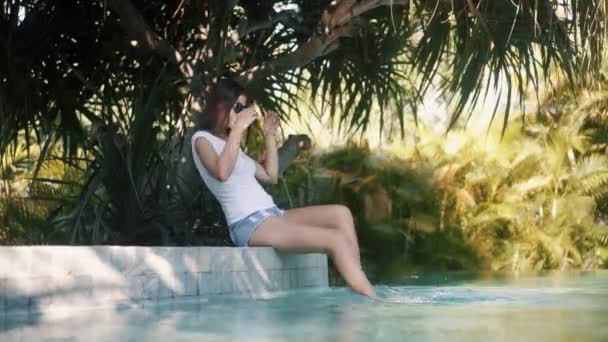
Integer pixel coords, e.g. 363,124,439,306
191,78,378,299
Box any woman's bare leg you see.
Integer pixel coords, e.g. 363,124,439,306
249,216,378,299
283,205,361,266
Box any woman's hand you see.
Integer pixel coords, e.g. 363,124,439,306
263,111,280,137
230,106,258,133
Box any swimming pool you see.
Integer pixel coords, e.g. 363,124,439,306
2,271,607,341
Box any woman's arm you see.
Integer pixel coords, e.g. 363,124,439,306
194,129,243,182
194,107,258,182
255,111,280,184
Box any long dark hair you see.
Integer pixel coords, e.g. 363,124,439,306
194,78,245,132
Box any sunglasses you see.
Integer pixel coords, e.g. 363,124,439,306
233,102,248,113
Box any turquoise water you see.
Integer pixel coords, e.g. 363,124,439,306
1,271,607,341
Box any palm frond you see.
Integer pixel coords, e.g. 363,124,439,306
412,0,606,134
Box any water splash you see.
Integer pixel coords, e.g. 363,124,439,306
374,285,431,304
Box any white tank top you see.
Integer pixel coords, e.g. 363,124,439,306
191,130,276,225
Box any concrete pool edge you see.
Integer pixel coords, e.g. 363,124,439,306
0,246,329,315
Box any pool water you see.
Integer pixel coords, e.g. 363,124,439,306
1,271,607,341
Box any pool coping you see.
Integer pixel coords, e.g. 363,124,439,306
0,246,329,315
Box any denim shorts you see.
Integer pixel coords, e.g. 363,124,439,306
229,206,285,247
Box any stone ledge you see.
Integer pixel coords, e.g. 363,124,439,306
0,246,328,315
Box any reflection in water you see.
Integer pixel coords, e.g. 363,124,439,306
1,271,607,341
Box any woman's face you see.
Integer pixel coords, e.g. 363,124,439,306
218,94,247,133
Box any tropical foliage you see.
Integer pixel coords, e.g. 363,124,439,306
275,97,608,280
0,137,78,244
2,0,605,159
0,70,226,245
